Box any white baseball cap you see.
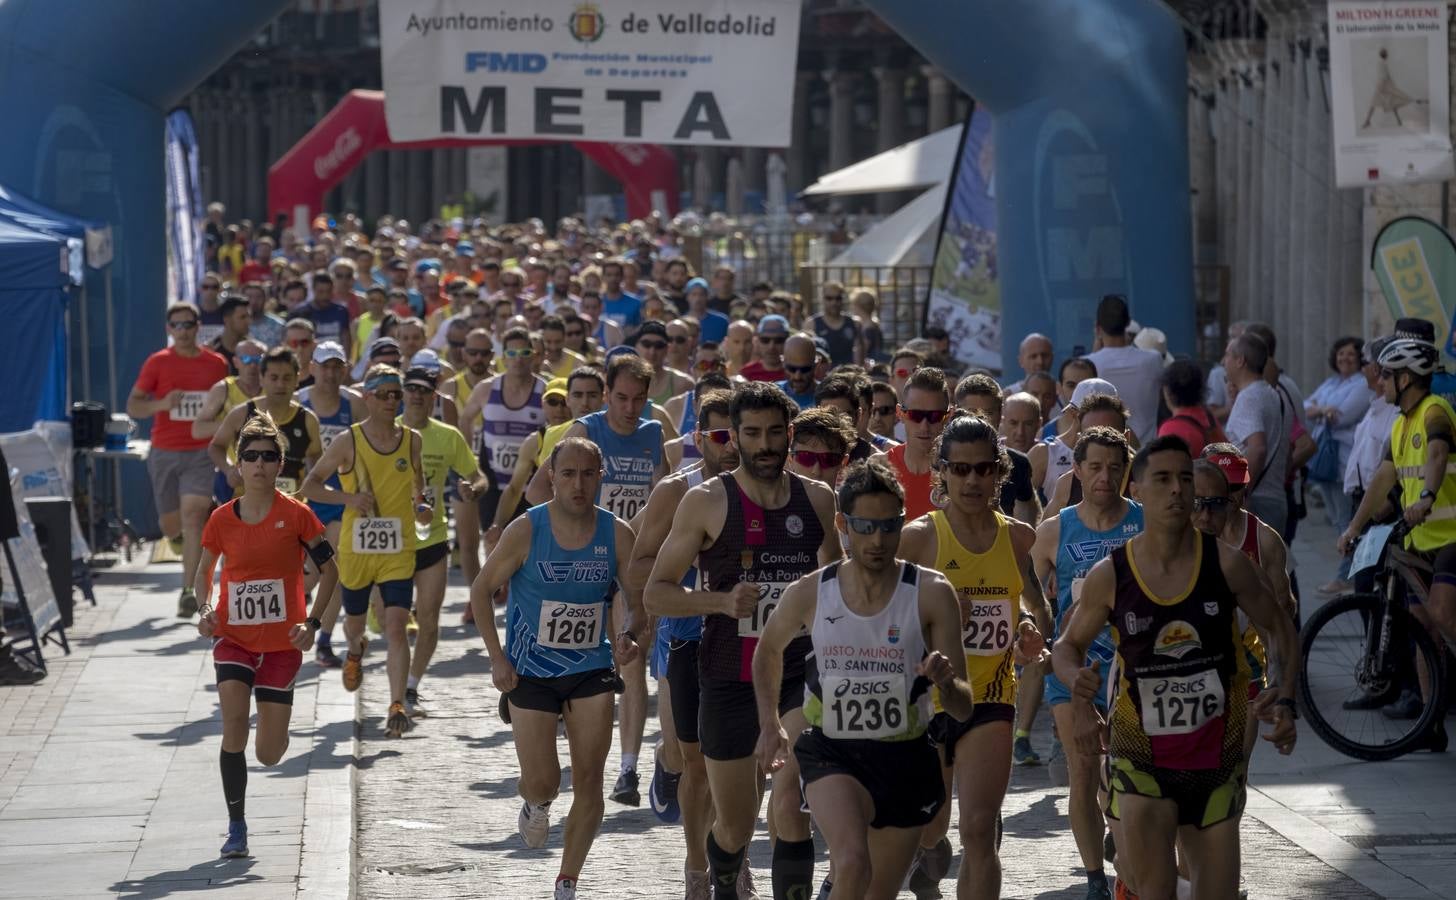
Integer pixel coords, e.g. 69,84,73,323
1070,377,1119,408
410,348,442,374
312,340,346,364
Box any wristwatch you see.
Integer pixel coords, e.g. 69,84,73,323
1420,489,1437,503
1274,697,1298,719
307,617,322,631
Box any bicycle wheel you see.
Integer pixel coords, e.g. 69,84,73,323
1300,592,1448,761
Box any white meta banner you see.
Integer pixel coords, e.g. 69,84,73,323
1328,1,1454,188
379,0,802,146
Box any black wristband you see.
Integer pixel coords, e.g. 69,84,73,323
1275,697,1298,719
307,617,322,631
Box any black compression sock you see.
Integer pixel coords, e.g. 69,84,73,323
220,748,247,822
772,837,815,900
1088,868,1108,888
707,832,745,900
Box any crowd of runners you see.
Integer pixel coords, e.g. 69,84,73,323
127,209,1431,900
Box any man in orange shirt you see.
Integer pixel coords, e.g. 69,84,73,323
873,367,953,519
127,302,229,618
195,414,340,860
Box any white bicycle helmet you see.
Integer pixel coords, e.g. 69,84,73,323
1377,338,1439,376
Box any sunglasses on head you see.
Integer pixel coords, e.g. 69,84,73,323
939,460,999,478
1192,496,1231,512
844,515,904,535
236,353,263,366
792,449,844,469
639,339,667,351
238,449,281,464
169,319,198,330
373,389,402,401
699,428,733,445
784,363,815,375
900,407,951,424
504,347,534,359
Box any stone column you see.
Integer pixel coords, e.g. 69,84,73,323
825,69,857,174
788,71,815,193
874,66,906,213
924,65,954,133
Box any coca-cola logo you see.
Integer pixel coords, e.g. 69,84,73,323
314,127,362,181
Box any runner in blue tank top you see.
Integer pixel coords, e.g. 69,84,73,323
296,341,360,669
471,436,643,900
553,354,669,809
1030,426,1141,899
626,387,737,882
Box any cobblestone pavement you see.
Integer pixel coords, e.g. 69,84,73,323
353,586,1383,900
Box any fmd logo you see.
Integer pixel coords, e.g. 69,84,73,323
464,52,548,73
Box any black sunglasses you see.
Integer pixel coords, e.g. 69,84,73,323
939,460,999,478
844,515,904,535
1192,496,1231,512
784,364,815,375
239,449,281,463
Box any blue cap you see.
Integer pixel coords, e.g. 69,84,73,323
414,258,442,275
757,314,790,337
685,276,709,293
455,241,475,257
606,345,640,362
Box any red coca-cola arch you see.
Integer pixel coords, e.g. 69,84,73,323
267,89,680,227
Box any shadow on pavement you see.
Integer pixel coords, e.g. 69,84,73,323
112,858,260,899
88,616,193,648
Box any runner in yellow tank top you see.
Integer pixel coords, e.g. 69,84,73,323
899,413,1052,900
302,364,431,739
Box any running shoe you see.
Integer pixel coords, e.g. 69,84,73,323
406,611,419,639
737,862,761,900
649,754,681,823
554,877,577,900
519,800,551,848
385,701,414,737
177,587,198,619
1383,689,1422,720
342,639,368,692
220,820,248,858
405,687,429,718
1341,691,1387,710
908,836,952,900
314,643,342,669
1012,735,1041,765
610,768,640,807
1086,878,1113,900
367,603,382,636
685,870,711,900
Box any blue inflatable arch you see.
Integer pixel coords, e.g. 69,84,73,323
864,0,1195,379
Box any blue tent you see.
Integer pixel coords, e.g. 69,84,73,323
0,217,69,431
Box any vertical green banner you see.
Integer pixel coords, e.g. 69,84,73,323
1371,215,1456,360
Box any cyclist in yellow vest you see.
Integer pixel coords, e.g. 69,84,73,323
1340,338,1456,650
899,413,1052,900
302,364,431,739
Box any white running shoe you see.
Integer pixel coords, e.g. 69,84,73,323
737,862,761,900
554,877,577,899
518,800,551,848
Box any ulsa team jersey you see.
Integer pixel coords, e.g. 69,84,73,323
581,410,662,521
802,562,933,742
1053,502,1143,660
930,510,1022,708
1108,532,1249,773
505,504,618,677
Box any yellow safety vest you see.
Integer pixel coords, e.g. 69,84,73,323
1391,393,1456,551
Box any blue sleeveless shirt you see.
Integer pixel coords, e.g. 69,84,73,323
581,410,661,521
1053,500,1143,666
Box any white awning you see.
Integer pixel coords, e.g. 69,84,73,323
829,184,947,267
800,125,963,196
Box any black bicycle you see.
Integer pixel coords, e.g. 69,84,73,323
1299,521,1449,761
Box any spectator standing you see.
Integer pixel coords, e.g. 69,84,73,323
1157,359,1226,457
1332,336,1398,594
1084,294,1165,445
1305,337,1375,532
1222,332,1290,534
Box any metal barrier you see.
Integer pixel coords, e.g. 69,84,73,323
680,215,880,290
797,264,934,352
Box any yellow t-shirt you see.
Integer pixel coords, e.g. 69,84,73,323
931,509,1023,708
338,423,418,588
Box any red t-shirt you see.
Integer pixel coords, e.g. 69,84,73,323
887,443,935,521
202,491,325,653
1157,405,1226,458
739,360,786,383
134,346,228,450
236,261,270,284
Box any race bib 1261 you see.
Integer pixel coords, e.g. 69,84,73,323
536,601,604,650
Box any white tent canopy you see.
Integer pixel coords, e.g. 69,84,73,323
829,183,946,267
801,125,962,197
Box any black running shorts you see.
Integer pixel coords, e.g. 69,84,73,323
698,673,803,762
795,727,944,829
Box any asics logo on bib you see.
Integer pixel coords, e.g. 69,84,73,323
549,603,597,619
536,560,612,582
833,678,892,697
